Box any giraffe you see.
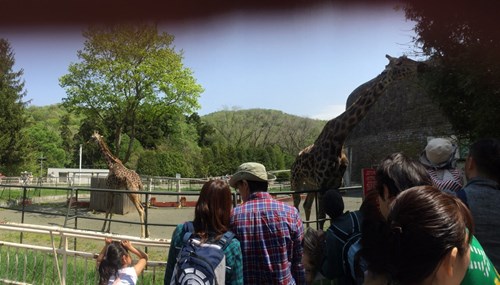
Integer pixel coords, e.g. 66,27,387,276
89,131,149,238
291,54,423,229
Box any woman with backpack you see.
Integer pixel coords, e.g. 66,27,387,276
164,179,243,285
96,238,149,285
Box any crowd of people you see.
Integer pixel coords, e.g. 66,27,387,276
95,137,500,285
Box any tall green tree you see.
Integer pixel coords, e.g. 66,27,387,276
404,0,500,140
25,122,67,175
60,23,203,163
59,113,73,167
0,38,29,175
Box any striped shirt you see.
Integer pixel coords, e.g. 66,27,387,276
428,168,463,192
230,192,305,285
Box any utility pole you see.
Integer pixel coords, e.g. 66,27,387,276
78,144,83,184
37,154,46,179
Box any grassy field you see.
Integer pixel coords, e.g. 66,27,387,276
0,231,167,284
0,247,165,284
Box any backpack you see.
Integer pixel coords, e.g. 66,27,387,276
322,210,364,284
171,222,234,285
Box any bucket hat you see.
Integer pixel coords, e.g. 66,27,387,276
419,138,457,168
228,162,276,188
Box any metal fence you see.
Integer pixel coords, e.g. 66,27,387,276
0,179,361,285
0,222,168,285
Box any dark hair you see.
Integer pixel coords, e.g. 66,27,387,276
375,153,432,199
324,189,344,219
364,186,474,284
469,138,500,184
193,179,232,241
361,153,433,283
98,241,129,285
246,180,268,193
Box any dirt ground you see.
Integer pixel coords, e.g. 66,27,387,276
0,188,363,241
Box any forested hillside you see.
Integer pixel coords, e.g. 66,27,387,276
21,104,326,178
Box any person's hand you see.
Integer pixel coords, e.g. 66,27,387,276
105,238,112,245
121,240,132,249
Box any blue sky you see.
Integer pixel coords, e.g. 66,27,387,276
3,2,417,120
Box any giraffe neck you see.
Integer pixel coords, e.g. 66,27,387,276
96,138,123,169
320,72,390,143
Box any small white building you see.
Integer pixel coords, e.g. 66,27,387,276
47,168,109,185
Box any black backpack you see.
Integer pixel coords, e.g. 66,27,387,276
322,210,364,284
171,222,234,285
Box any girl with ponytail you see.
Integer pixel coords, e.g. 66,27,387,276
97,238,148,285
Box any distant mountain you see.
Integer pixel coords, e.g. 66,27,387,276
202,108,326,155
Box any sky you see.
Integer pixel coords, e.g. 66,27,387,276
2,2,417,120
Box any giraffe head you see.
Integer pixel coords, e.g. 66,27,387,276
381,54,425,83
89,130,123,164
88,130,103,144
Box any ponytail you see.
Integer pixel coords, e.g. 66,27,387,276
98,242,128,285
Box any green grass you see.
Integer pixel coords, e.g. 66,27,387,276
0,231,167,262
0,247,165,284
0,232,167,284
0,187,91,202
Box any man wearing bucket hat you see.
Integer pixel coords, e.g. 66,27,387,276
419,137,464,192
229,162,305,285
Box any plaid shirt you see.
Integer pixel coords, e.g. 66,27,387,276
164,223,244,285
230,192,306,285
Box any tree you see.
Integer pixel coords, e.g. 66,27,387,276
203,109,324,153
25,122,67,175
60,23,203,163
187,113,215,147
403,0,500,140
0,38,29,175
59,113,73,167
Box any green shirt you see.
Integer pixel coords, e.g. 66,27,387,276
461,235,500,284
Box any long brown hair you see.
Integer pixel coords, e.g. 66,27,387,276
193,179,232,241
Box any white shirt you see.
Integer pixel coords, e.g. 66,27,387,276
108,266,138,285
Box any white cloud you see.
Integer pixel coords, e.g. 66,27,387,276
310,104,346,120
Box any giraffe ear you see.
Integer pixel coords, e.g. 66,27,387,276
385,54,396,62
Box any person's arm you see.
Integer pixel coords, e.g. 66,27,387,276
291,211,306,284
165,224,183,285
225,239,243,285
96,237,112,266
121,240,148,276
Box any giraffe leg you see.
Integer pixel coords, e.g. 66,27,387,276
128,193,149,238
303,192,315,226
102,192,114,233
293,192,302,210
317,191,327,230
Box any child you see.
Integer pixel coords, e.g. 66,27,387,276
97,238,148,285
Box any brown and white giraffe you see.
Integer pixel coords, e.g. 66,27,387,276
291,55,423,228
90,131,149,238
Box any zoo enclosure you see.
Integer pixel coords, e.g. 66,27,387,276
0,177,361,285
0,222,168,285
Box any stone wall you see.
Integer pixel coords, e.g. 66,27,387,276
344,75,454,184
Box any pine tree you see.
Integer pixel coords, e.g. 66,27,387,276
0,38,29,175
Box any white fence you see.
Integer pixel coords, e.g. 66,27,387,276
0,222,169,285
